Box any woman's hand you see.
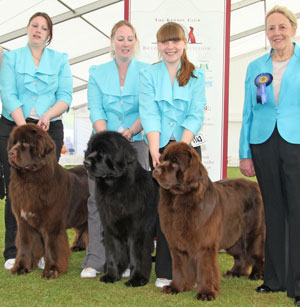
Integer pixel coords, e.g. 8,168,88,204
150,150,161,168
147,131,160,168
37,113,50,131
240,158,255,177
122,128,133,141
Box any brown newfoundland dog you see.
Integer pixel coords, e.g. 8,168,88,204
7,123,89,279
153,142,265,301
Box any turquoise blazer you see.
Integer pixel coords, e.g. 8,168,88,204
239,43,300,159
139,61,206,148
0,44,73,121
88,58,149,141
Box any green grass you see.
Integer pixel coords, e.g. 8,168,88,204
0,168,292,306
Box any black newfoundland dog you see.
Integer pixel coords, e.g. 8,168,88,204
84,131,158,287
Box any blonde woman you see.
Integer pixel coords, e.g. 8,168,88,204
80,20,149,278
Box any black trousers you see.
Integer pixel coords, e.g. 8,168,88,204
151,142,201,279
0,116,64,261
251,126,300,298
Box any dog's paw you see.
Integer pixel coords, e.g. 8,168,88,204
11,264,30,275
249,271,263,280
41,268,61,280
100,274,119,283
224,270,241,278
125,277,148,287
70,246,85,252
196,291,217,301
162,285,178,294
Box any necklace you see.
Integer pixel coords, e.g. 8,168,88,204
119,75,125,81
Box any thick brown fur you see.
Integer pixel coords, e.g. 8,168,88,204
7,123,89,279
153,142,265,301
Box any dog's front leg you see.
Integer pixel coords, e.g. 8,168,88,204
11,219,37,275
41,229,70,279
163,248,195,294
124,233,152,287
195,246,220,301
100,233,122,283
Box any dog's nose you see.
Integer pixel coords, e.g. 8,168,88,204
83,159,92,169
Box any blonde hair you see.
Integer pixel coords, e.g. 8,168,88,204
157,22,196,86
110,20,139,57
265,5,298,28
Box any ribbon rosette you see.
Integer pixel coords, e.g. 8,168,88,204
254,73,273,104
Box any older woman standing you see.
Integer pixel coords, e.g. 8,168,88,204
239,5,300,306
80,20,149,278
0,12,73,270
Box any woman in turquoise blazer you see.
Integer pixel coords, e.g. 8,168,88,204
239,44,300,161
140,60,205,149
80,20,149,279
88,57,148,142
239,6,300,305
139,22,206,288
0,12,72,271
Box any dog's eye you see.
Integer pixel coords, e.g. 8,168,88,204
162,155,168,162
171,157,178,164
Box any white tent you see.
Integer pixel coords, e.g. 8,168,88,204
1,0,300,166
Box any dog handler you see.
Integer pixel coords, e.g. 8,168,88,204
80,20,150,278
139,22,206,288
239,5,300,306
0,12,72,270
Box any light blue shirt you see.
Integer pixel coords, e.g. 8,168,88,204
0,44,73,121
88,58,149,141
239,43,300,159
139,61,206,148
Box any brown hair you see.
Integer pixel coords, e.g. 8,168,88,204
157,22,196,86
265,5,298,28
28,12,53,46
110,20,139,56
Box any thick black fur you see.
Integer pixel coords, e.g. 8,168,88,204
84,131,158,287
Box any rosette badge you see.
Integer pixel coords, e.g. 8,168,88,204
254,73,273,104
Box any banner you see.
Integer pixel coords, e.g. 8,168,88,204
128,0,230,180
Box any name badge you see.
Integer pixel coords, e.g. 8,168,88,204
191,133,206,147
254,73,273,104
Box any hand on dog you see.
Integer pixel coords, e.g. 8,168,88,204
37,114,50,131
122,128,132,141
150,151,161,168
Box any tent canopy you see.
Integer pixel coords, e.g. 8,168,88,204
1,0,300,109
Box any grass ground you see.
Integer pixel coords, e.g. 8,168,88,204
0,168,292,306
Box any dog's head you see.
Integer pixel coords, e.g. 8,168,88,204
84,131,137,182
153,142,208,194
7,123,56,172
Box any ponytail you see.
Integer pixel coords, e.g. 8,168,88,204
176,49,197,86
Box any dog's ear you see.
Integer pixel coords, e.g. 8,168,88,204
183,147,207,187
35,128,55,158
7,127,17,151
